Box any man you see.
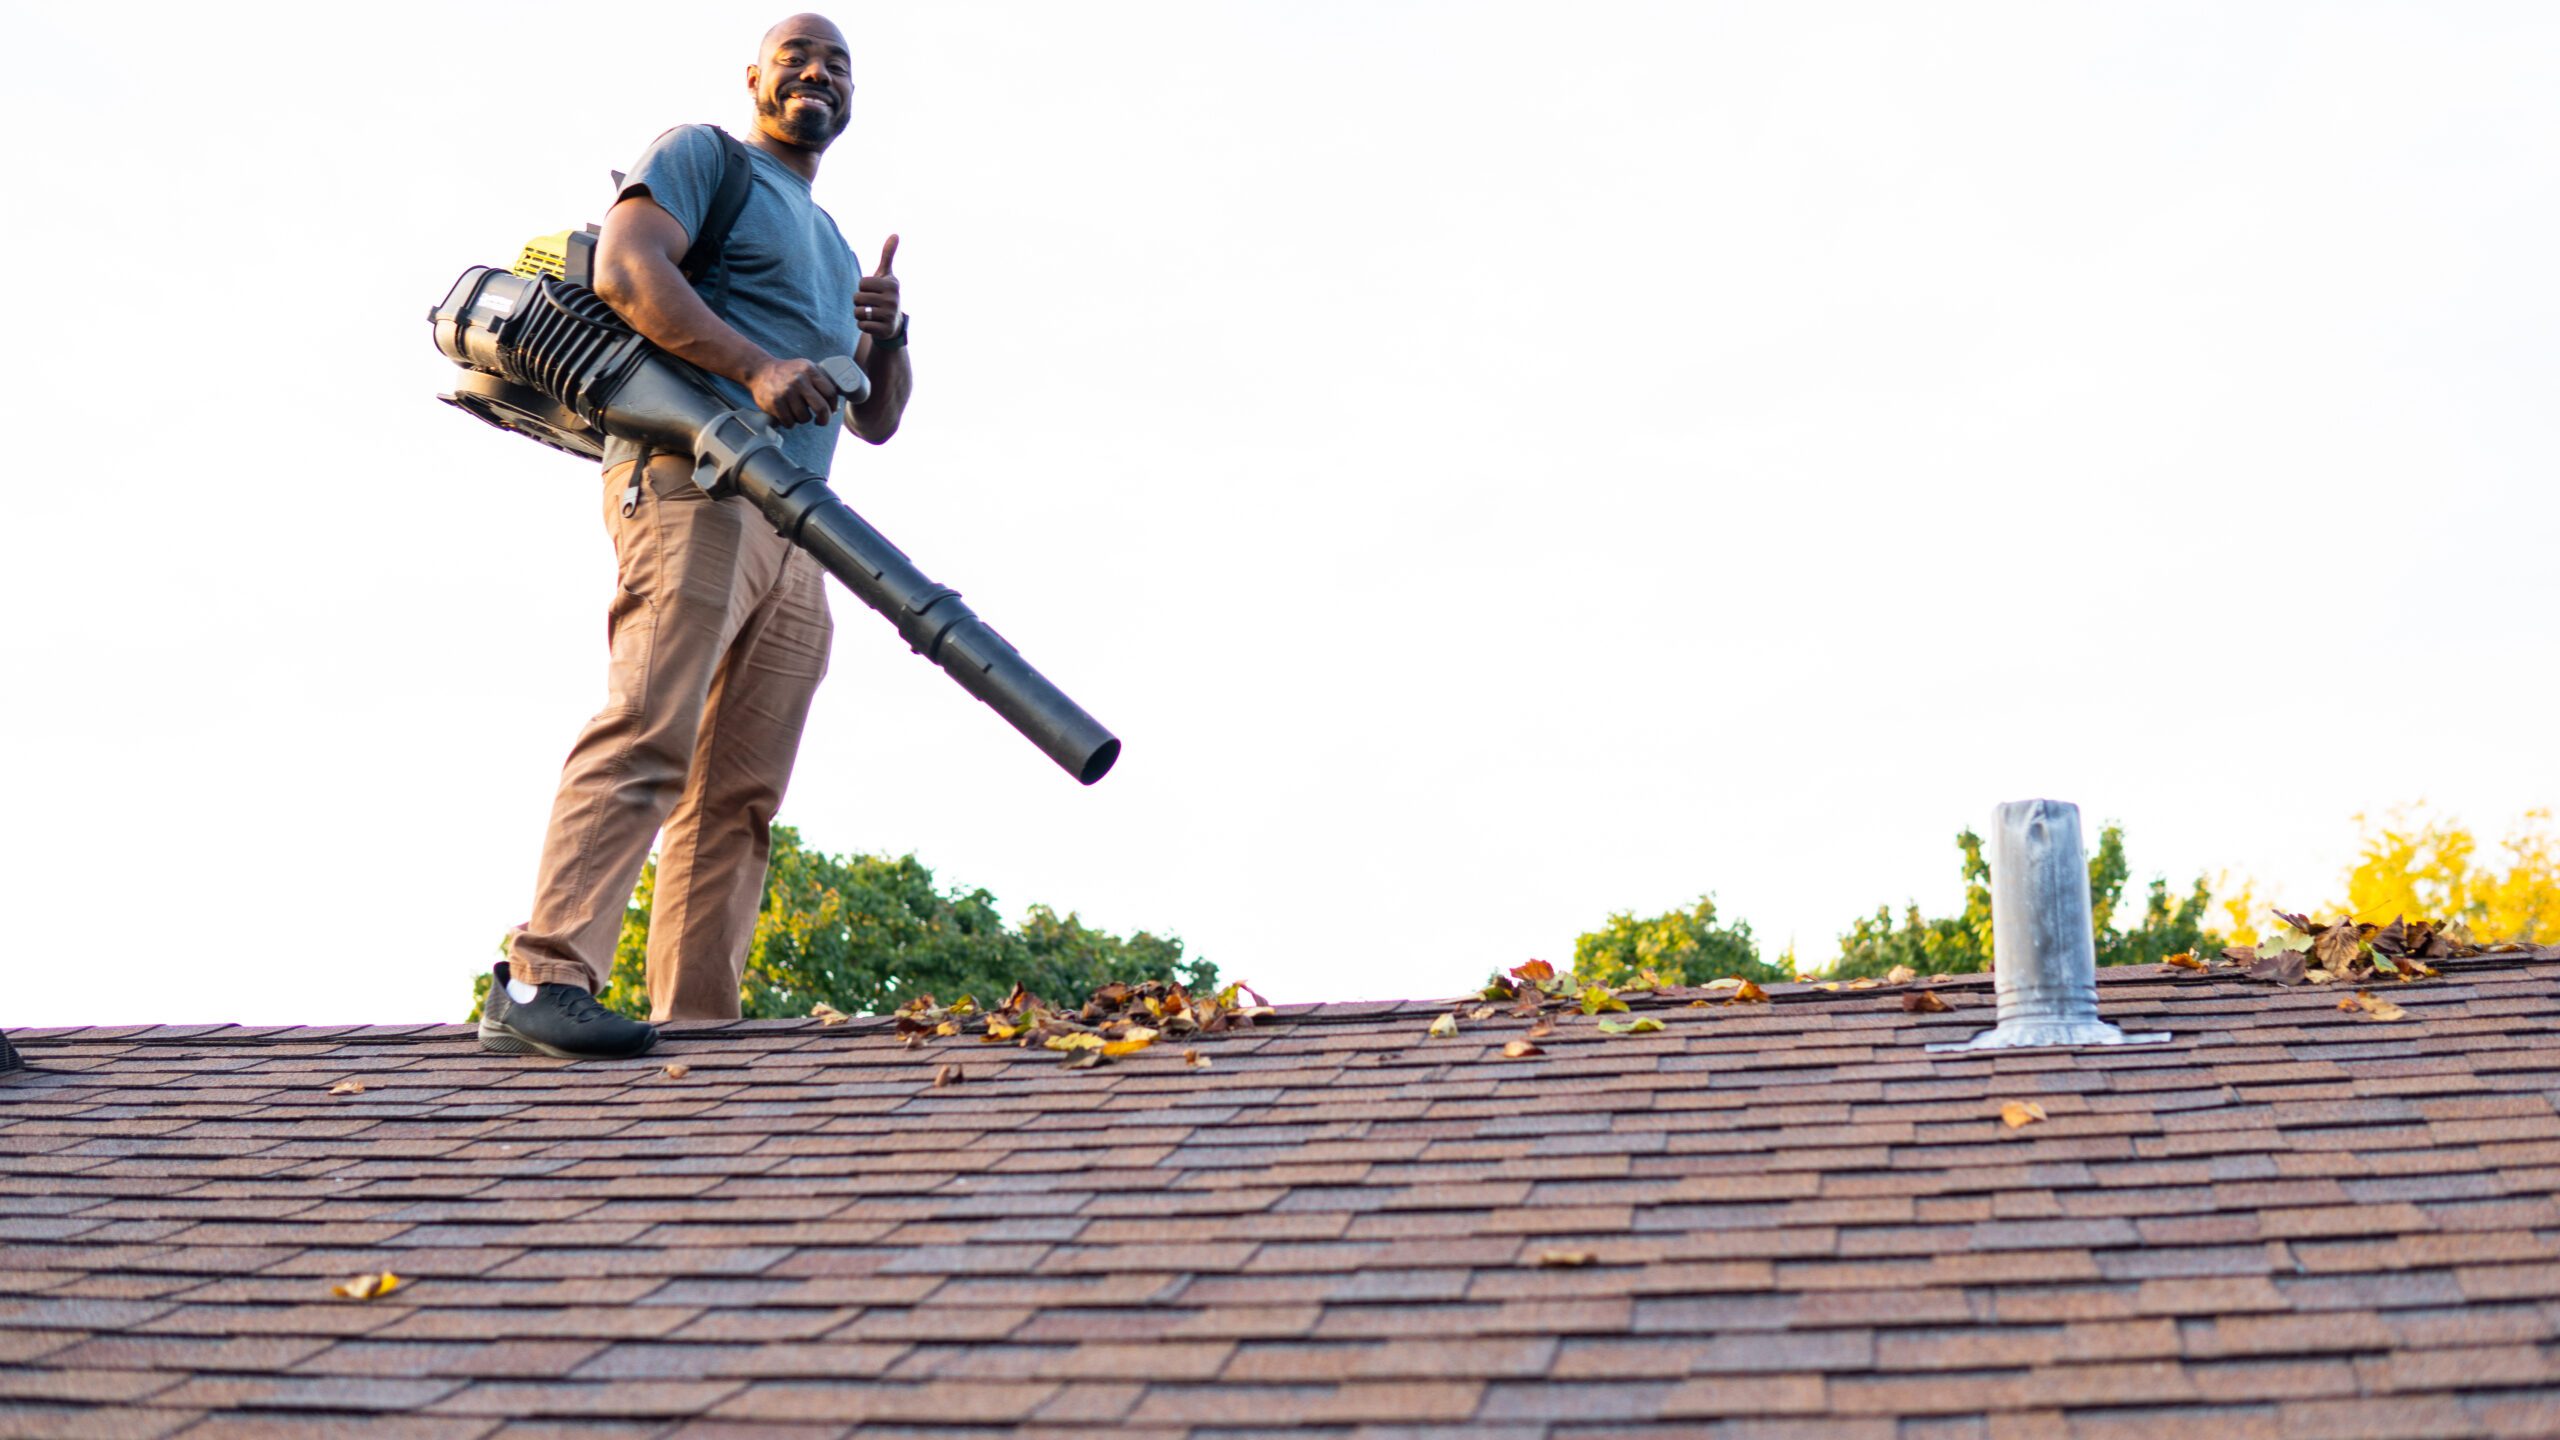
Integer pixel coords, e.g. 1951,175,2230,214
479,13,913,1059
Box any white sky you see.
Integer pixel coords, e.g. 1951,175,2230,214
2,2,2553,1026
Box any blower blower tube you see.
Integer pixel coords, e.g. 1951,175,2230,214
430,267,1120,785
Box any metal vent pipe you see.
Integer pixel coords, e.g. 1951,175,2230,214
1929,798,2169,1051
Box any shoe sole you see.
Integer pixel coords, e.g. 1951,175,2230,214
478,1024,657,1061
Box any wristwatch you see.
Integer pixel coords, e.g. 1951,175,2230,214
876,313,909,353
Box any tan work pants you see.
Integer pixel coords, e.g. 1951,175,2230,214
508,452,833,1020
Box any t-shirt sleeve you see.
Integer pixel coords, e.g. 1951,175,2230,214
615,125,726,246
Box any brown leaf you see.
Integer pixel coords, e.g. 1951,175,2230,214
1846,978,1879,990
1513,959,1557,985
2275,909,2316,934
1999,1100,2048,1129
2163,951,2204,970
1526,1017,1555,1040
1182,1048,1211,1069
1535,1249,1596,1267
933,1064,963,1087
660,1064,690,1080
2343,990,2409,1021
811,1002,852,1026
326,1081,365,1096
1467,1005,1498,1022
2311,926,2364,973
1727,980,1769,1004
1884,965,1918,984
2246,951,2307,986
1063,1047,1104,1069
1901,992,1951,1013
1427,1013,1461,1040
1501,1039,1545,1059
2220,945,2258,966
330,1272,402,1300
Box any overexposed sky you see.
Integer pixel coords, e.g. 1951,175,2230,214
2,2,2553,1025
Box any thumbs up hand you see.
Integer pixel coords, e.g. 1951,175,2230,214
855,233,902,345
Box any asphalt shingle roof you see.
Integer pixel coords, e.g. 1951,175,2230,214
4,954,2559,1438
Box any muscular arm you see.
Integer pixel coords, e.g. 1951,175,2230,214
593,193,840,427
847,332,911,444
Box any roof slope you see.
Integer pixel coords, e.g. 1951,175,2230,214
3,957,2559,1438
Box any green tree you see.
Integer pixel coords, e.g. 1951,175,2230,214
475,825,1211,1019
1833,830,1994,978
1572,894,1788,987
1831,823,2223,976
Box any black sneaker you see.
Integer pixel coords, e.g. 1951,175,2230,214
478,962,659,1059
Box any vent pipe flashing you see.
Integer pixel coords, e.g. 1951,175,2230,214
1928,798,2169,1052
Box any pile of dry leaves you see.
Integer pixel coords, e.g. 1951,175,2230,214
821,979,1277,1070
2205,912,2531,987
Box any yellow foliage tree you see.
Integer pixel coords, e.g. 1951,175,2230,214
2339,806,2560,943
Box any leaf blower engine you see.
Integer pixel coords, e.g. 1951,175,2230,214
428,233,1120,785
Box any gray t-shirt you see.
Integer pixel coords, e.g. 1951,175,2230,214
600,125,861,480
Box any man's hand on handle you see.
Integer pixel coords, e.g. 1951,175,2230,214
746,357,841,428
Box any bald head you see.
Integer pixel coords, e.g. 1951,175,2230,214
748,13,853,157
760,12,846,57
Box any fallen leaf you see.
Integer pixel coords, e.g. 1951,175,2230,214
1183,1048,1211,1069
660,1064,690,1080
1793,973,1820,984
2221,945,2259,966
1467,1005,1498,1021
1044,1033,1105,1052
1536,1249,1596,1267
1901,992,1951,1013
2000,1101,2048,1130
1595,1017,1665,1035
1813,982,1841,992
1425,1012,1462,1040
984,1019,1024,1041
2304,968,2336,985
1578,986,1630,1016
811,1002,852,1026
1513,960,1557,985
1526,1017,1555,1039
2260,929,2313,958
1727,980,1769,1004
1885,965,1917,984
2312,926,2365,973
1702,977,1745,991
2164,951,2204,970
2343,991,2409,1021
1063,1047,1104,1069
1102,1027,1160,1058
330,1272,402,1300
1846,978,1879,990
326,1081,365,1096
900,1034,924,1050
1502,1039,1546,1059
2247,952,2307,985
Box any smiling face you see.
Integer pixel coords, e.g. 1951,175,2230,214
749,14,853,152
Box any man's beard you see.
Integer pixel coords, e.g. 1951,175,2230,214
759,89,849,150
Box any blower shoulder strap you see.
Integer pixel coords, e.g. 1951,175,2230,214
678,126,755,287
